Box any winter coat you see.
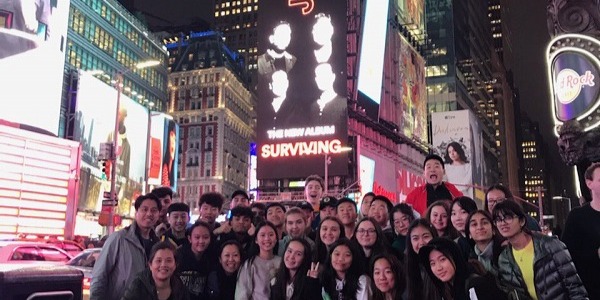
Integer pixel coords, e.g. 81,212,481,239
405,182,462,215
121,269,190,300
91,222,158,300
497,232,588,300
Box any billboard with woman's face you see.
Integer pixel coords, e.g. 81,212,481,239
148,114,178,190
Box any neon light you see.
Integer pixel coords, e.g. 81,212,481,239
15,226,64,236
261,139,343,158
288,0,314,15
0,217,65,228
0,180,68,196
18,209,66,219
373,181,396,202
0,198,67,211
0,162,71,180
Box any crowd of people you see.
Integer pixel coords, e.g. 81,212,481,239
89,154,600,300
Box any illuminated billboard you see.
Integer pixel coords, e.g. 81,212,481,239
380,31,427,144
256,0,348,179
148,113,178,190
547,34,600,133
0,0,71,135
394,0,425,34
356,0,390,118
431,110,477,199
74,74,149,216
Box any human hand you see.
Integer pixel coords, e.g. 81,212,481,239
307,262,319,278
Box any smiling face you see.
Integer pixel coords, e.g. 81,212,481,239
304,180,323,207
286,212,307,239
337,202,357,226
331,244,353,276
468,212,493,244
410,225,433,254
284,240,306,272
451,203,469,234
430,205,448,233
266,206,285,227
368,200,389,227
256,225,277,252
320,219,341,246
373,257,395,294
356,220,377,248
231,215,252,233
135,199,159,230
220,244,241,275
149,249,176,282
189,225,211,254
168,211,189,233
424,159,445,186
429,249,456,283
199,203,220,224
494,212,524,239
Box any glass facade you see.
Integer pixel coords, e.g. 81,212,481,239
64,0,168,120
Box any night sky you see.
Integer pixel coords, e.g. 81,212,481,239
506,0,577,199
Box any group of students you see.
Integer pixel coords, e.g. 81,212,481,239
91,154,596,300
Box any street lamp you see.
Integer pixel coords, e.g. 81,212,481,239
324,146,353,196
91,59,160,234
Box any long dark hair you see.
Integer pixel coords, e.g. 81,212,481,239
350,217,390,256
390,203,416,235
451,196,478,234
491,200,531,235
271,238,313,300
419,238,470,300
321,238,364,300
405,219,438,300
245,221,278,264
444,142,469,164
314,216,344,264
425,200,459,239
465,210,504,270
370,253,405,300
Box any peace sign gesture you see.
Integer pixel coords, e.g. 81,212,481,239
307,261,319,278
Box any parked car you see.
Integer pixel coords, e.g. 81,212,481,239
66,248,101,300
0,241,73,264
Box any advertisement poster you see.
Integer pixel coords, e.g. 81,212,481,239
395,0,425,34
256,0,348,179
74,74,149,216
148,113,178,190
431,110,475,198
0,0,70,135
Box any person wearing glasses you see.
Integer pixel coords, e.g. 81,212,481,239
485,184,541,232
493,200,588,300
350,218,391,273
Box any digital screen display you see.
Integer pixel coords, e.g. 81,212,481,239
359,155,375,197
74,74,149,216
256,0,348,179
148,113,178,190
551,51,600,122
0,0,71,135
356,0,390,114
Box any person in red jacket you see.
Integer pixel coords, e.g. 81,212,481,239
405,154,462,215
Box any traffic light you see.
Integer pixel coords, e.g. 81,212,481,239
101,160,112,181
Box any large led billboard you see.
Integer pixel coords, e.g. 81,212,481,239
74,74,149,216
431,110,485,201
0,0,70,135
256,0,348,179
148,113,178,190
394,0,425,34
356,0,390,119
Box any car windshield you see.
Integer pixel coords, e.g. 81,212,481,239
67,251,99,267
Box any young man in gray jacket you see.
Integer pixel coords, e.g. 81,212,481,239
90,193,161,300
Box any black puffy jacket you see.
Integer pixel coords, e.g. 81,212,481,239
497,232,588,300
121,269,190,300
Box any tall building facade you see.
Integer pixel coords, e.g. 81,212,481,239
213,0,258,85
425,0,501,187
64,0,168,136
166,32,255,210
519,113,551,221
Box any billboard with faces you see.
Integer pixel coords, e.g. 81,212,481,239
148,113,178,190
74,73,149,216
256,0,348,179
0,0,71,135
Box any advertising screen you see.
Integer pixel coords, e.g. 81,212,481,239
356,0,390,119
256,0,348,179
394,0,425,34
148,113,178,190
431,110,476,199
74,74,149,216
0,0,70,135
380,31,427,144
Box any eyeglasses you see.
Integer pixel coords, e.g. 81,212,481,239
488,198,507,206
356,228,376,235
493,215,515,225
